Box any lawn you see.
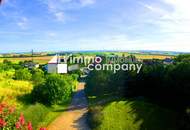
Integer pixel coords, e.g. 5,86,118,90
21,100,71,130
88,99,177,130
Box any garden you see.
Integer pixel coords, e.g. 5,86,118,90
0,60,78,130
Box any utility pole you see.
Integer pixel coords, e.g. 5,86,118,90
31,49,34,62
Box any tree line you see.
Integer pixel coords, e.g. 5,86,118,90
85,54,190,130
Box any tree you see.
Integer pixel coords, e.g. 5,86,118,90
32,74,76,105
3,59,12,65
85,70,112,96
175,54,190,63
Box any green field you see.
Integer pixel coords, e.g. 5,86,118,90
0,56,53,64
0,53,173,65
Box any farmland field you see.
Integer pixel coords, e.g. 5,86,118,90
0,53,173,65
133,54,173,59
0,56,53,64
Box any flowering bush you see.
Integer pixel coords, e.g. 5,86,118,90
0,102,17,129
0,102,47,130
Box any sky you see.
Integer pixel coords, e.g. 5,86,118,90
0,0,190,53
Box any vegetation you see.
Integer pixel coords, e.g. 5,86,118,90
0,52,189,130
31,69,45,85
0,102,48,130
15,68,32,81
85,54,190,130
0,59,78,129
0,52,172,65
0,56,52,64
21,103,70,130
31,74,77,105
88,101,177,130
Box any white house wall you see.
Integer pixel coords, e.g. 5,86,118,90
57,64,68,73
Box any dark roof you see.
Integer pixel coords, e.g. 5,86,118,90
164,58,173,62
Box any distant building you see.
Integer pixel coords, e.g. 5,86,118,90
23,61,39,69
163,58,173,65
143,59,161,65
48,55,67,73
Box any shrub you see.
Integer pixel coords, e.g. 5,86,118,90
0,102,17,129
31,69,45,85
0,102,47,130
3,59,12,65
23,103,49,130
32,74,75,105
15,68,32,81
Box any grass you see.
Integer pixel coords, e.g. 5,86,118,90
21,100,71,129
0,70,72,129
88,99,177,130
0,71,33,107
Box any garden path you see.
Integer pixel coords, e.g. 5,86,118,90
47,82,90,130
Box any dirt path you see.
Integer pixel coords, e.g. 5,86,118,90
47,82,90,130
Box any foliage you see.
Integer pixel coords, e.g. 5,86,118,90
0,102,47,130
0,73,33,108
22,103,49,130
32,74,77,105
15,68,32,81
174,54,190,62
0,102,17,129
85,70,112,96
124,55,190,130
85,54,190,130
31,69,45,85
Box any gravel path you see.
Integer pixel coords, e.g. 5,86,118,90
47,82,90,130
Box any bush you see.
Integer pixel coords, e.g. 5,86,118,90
32,74,76,105
15,68,32,81
23,103,49,130
0,102,47,130
31,69,45,85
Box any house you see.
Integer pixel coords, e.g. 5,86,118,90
163,58,173,65
22,61,39,69
47,55,67,73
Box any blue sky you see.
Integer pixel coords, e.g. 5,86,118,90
0,0,190,52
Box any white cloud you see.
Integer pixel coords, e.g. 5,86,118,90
40,0,96,22
47,32,57,37
79,0,95,6
17,17,28,29
55,12,65,22
139,0,190,52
